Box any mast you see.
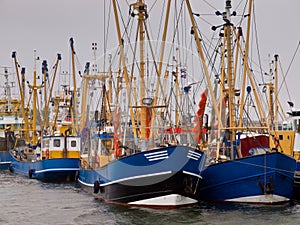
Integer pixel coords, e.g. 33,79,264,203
70,38,79,135
175,66,179,126
28,50,43,146
131,0,148,139
238,0,252,128
11,52,22,103
79,62,90,132
43,54,61,133
149,0,171,138
12,52,29,143
108,54,113,122
185,0,222,142
236,0,266,128
274,54,279,129
42,60,48,123
21,67,30,143
112,0,138,138
42,60,48,131
223,1,237,159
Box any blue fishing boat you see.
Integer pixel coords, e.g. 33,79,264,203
188,0,297,204
79,138,205,207
79,122,206,207
78,0,207,208
9,48,81,182
0,129,14,170
0,66,25,169
10,154,80,181
198,152,295,203
275,106,300,200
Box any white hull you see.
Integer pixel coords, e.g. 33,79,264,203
128,194,197,206
226,194,289,204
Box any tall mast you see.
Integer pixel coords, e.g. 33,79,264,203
185,0,222,131
42,60,48,124
43,54,61,132
112,0,138,138
238,0,253,128
131,0,148,139
21,68,30,143
236,0,266,128
12,52,29,143
108,55,113,124
274,54,279,129
79,62,90,132
70,38,79,135
28,50,42,146
223,1,237,159
149,0,171,138
11,52,22,103
42,60,48,131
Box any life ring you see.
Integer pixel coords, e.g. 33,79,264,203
45,149,49,159
274,136,279,148
94,180,100,194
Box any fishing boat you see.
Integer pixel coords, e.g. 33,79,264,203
9,46,80,182
78,0,206,208
192,0,296,204
270,102,300,200
0,67,25,169
255,52,300,200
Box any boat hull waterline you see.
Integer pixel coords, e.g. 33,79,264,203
0,151,12,169
78,145,206,208
198,152,296,204
10,157,80,182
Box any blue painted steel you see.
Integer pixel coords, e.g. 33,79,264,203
0,151,12,169
198,152,296,203
79,145,205,188
10,156,80,181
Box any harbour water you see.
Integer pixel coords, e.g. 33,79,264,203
1,170,300,225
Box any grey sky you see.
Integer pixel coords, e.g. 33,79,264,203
0,0,299,113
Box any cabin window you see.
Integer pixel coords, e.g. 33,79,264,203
71,140,76,147
0,125,4,129
54,139,60,147
279,135,283,140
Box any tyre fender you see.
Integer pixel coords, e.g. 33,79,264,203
94,180,100,194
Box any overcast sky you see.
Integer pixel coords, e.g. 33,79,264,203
0,0,299,112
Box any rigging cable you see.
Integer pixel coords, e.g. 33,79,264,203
148,0,165,84
251,0,265,84
148,0,159,14
202,0,218,11
277,41,300,102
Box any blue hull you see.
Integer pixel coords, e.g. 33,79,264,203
293,161,300,200
79,145,206,208
0,151,12,170
198,152,296,204
10,157,80,182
